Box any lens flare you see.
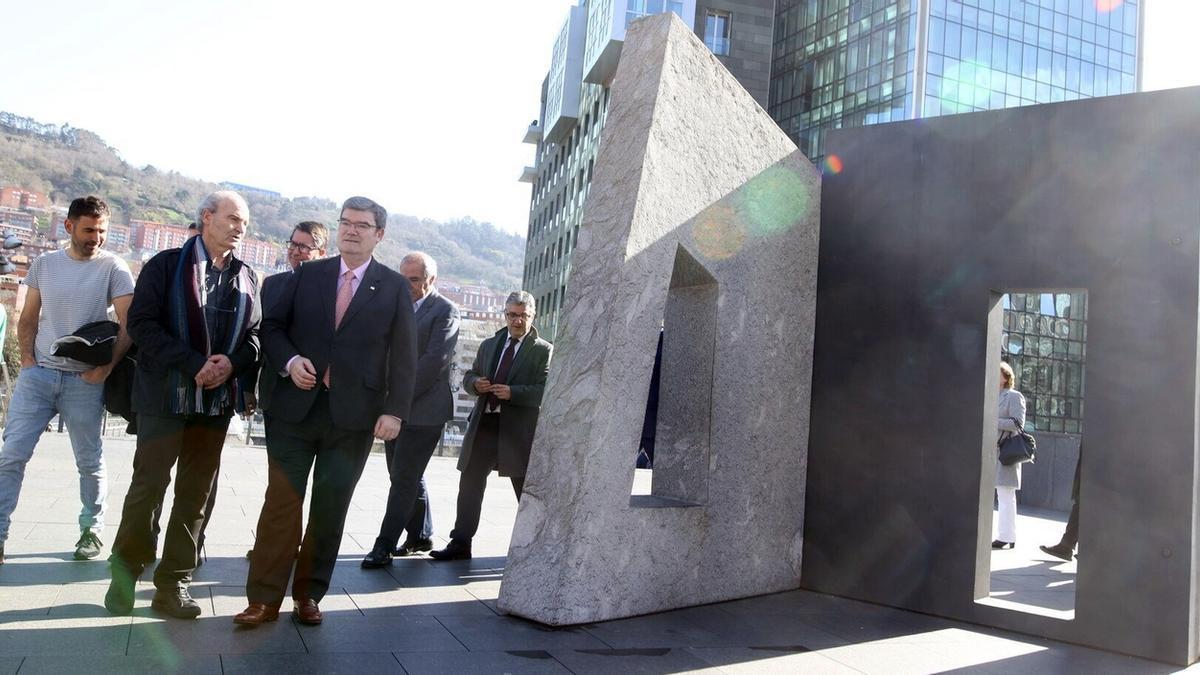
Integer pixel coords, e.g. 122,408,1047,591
1095,0,1123,13
692,204,745,261
823,155,844,175
738,165,811,237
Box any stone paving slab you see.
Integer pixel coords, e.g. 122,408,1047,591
436,614,610,652
220,652,405,673
15,654,222,674
0,433,1195,673
688,646,861,674
395,650,572,674
551,647,725,674
296,615,465,653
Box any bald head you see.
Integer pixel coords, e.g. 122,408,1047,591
400,251,438,302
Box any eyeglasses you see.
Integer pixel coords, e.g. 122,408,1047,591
286,240,317,254
338,218,378,232
505,312,531,320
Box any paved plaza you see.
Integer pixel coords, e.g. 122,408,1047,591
0,431,1191,673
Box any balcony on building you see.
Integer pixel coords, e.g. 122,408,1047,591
523,121,542,144
520,166,538,183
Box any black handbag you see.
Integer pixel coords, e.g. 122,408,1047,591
998,418,1036,466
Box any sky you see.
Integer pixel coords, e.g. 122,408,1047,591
0,0,1195,236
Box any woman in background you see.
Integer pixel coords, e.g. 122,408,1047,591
994,362,1026,550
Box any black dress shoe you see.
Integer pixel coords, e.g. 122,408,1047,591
991,540,1015,550
151,586,202,619
361,545,393,568
395,538,433,557
429,540,472,561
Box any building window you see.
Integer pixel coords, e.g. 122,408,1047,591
626,0,685,29
704,11,731,56
1001,292,1088,435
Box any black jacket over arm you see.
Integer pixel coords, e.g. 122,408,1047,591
262,256,418,431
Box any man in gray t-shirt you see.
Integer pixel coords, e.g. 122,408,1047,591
0,196,135,565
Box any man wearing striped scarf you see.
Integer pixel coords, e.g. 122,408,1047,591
105,191,261,619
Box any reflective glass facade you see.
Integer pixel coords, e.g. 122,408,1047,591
925,0,1139,117
771,0,918,159
769,0,1142,160
1001,292,1088,434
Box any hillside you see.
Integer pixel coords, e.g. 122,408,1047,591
0,112,525,288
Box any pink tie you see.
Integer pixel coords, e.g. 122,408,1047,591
324,270,356,388
334,270,355,328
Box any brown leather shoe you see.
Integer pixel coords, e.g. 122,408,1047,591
233,603,280,626
293,598,322,625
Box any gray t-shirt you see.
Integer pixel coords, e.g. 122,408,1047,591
25,249,136,372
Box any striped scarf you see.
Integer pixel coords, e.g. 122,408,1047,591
166,235,255,415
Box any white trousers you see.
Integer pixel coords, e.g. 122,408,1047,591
996,486,1018,542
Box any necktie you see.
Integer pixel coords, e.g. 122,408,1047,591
334,270,355,328
487,337,518,411
324,270,356,388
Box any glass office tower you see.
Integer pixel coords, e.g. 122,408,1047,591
769,0,1143,160
768,0,1139,434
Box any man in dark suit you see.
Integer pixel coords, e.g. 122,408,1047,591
245,221,329,416
235,196,417,626
233,220,327,561
105,191,260,619
362,252,459,568
431,291,552,561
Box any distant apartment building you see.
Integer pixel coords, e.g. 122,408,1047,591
131,219,190,252
0,208,36,231
0,187,48,210
440,282,508,322
238,238,284,272
105,223,132,251
521,0,776,341
0,222,36,245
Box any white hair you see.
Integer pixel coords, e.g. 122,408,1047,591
196,190,248,231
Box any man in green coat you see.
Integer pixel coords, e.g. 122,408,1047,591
431,291,552,561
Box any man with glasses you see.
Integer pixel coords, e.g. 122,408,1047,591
249,221,328,415
236,196,416,627
431,291,552,561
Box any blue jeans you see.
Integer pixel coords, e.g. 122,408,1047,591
0,365,107,544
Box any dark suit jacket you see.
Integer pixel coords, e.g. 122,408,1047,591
252,270,294,412
128,248,260,417
408,289,460,426
459,326,552,477
263,256,417,431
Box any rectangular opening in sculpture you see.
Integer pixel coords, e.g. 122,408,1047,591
630,245,715,508
975,290,1087,621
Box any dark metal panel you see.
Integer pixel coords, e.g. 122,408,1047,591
807,86,1200,665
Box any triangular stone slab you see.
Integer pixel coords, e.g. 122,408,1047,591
497,12,821,625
